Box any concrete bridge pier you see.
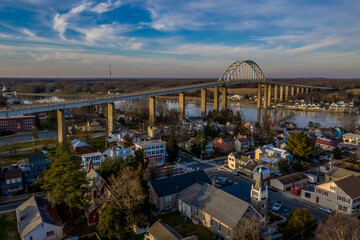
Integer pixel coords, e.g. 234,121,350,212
291,87,295,97
263,84,268,111
149,97,156,127
267,85,272,108
257,84,262,122
221,87,227,110
107,102,114,136
285,86,289,102
213,86,219,111
301,88,305,93
297,87,300,95
179,92,185,122
57,109,66,143
274,85,278,104
306,88,309,94
279,86,284,102
201,89,207,117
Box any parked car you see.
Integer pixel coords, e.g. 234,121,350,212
272,201,283,212
318,207,332,214
215,177,223,184
221,178,233,186
268,186,278,192
232,171,239,176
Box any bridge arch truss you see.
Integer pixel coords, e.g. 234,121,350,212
218,60,265,83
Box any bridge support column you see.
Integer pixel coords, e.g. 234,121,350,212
221,87,227,110
179,92,185,122
107,102,114,136
263,84,268,111
301,88,305,93
297,87,300,95
149,97,156,127
201,88,207,117
57,109,66,143
279,86,284,102
291,87,295,97
285,86,289,102
257,84,261,122
267,84,272,108
305,88,309,94
213,86,219,112
274,85,278,104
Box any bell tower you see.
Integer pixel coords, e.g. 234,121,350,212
250,168,268,216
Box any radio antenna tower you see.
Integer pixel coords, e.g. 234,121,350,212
109,64,112,79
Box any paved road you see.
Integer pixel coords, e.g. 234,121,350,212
206,170,328,221
0,130,57,146
0,193,46,213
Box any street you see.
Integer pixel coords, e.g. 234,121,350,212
0,193,46,213
0,130,57,146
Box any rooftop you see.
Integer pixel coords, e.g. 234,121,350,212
334,175,360,199
147,221,183,240
275,172,308,185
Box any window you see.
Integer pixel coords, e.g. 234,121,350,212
227,228,230,237
46,231,55,237
195,208,198,216
210,217,213,226
305,192,311,198
218,223,222,232
165,196,171,202
30,237,33,240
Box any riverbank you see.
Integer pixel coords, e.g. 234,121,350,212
273,106,360,114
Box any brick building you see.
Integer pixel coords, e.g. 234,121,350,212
0,115,35,133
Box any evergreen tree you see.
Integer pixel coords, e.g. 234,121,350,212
283,208,316,240
166,131,178,163
37,142,87,209
123,134,133,148
98,157,123,181
286,131,313,160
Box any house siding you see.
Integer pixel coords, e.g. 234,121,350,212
23,222,63,240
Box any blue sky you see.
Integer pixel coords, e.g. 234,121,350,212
0,0,359,78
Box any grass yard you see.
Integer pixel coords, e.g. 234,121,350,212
156,212,213,240
0,211,20,240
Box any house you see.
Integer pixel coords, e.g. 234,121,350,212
0,166,23,196
149,170,211,212
103,147,135,159
81,152,104,171
233,135,251,152
325,166,360,182
270,172,308,191
213,137,234,153
314,138,339,151
75,120,105,132
0,115,35,133
255,144,293,163
16,196,63,240
71,139,95,154
178,183,264,240
301,175,360,215
342,133,360,145
203,141,215,158
148,126,161,138
85,168,112,226
227,152,252,171
25,154,51,184
135,140,166,166
145,221,198,240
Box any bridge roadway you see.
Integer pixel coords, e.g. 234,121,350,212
0,80,332,117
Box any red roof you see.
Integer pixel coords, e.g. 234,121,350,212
315,139,339,147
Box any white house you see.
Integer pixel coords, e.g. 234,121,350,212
342,133,360,145
81,152,104,171
233,135,251,152
16,196,63,240
105,147,135,159
135,140,166,166
255,144,293,163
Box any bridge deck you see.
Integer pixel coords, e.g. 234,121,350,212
1,81,333,117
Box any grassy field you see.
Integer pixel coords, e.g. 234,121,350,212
0,212,20,240
156,212,213,240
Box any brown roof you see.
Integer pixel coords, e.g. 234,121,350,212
275,172,308,185
3,167,22,179
334,175,360,199
147,221,183,240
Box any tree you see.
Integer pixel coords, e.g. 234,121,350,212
204,122,218,139
98,157,123,181
97,201,123,239
123,134,133,148
291,161,305,172
37,142,88,209
282,208,316,240
337,114,359,132
277,159,291,174
332,147,342,160
315,213,360,240
233,216,263,240
286,131,313,160
166,131,178,163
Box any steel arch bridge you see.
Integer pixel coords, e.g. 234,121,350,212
218,60,265,83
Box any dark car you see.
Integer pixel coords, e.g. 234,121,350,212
268,186,278,192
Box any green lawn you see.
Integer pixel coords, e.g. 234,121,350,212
156,212,213,240
0,212,20,240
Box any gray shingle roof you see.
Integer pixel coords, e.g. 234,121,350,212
16,196,62,238
275,172,308,185
150,170,211,198
190,183,251,229
334,175,360,199
148,221,183,240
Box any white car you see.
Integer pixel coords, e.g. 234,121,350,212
318,207,332,214
272,201,283,212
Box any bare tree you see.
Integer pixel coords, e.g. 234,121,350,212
315,213,360,240
233,216,265,240
337,114,359,132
